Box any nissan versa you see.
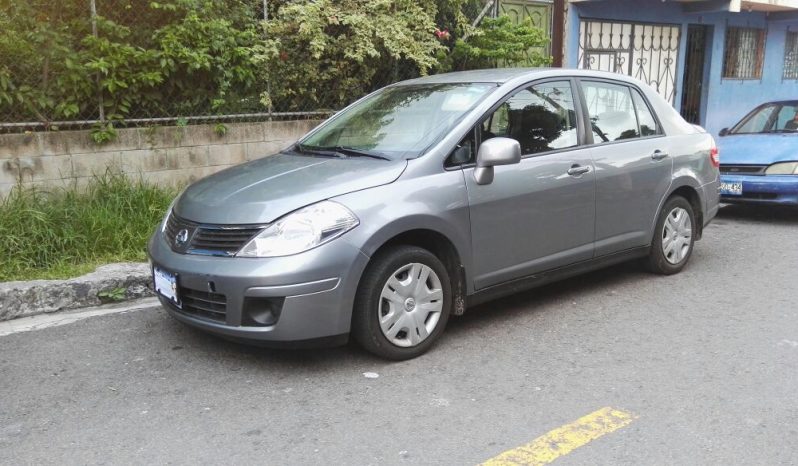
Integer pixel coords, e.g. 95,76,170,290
149,69,720,360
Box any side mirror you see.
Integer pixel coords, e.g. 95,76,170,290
719,128,729,137
474,137,521,185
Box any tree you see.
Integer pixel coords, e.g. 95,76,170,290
438,15,552,72
255,0,445,111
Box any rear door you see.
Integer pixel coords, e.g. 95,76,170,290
578,79,673,256
463,79,596,290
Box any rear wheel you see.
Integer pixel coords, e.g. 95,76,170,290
352,245,451,360
647,196,696,275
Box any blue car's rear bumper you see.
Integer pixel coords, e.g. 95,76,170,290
720,174,798,205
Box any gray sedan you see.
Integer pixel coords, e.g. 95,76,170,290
148,68,720,359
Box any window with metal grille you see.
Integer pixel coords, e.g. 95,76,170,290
784,31,798,79
578,19,681,105
722,27,766,79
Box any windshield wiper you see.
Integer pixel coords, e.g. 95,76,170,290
296,144,390,161
328,146,391,161
294,144,345,158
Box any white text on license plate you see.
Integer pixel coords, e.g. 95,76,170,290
153,267,181,308
720,181,743,196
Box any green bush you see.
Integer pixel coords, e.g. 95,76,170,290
0,173,177,281
256,0,445,111
0,0,551,127
0,0,261,125
444,16,552,71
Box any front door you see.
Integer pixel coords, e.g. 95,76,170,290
464,80,596,290
579,80,673,256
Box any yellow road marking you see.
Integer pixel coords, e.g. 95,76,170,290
480,407,637,466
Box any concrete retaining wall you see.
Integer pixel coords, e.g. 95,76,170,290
0,120,320,196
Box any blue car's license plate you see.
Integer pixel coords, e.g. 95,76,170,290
153,267,181,308
720,181,743,196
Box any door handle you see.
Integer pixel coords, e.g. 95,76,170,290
567,165,591,177
651,150,669,161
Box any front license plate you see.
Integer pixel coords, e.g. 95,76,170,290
153,267,181,308
720,181,743,196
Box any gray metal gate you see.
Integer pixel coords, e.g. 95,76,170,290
578,19,681,104
498,0,554,59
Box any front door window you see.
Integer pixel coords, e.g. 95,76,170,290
480,80,579,155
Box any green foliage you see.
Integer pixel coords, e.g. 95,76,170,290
443,16,552,71
256,0,445,111
0,171,178,281
83,17,164,121
151,0,261,115
98,287,127,302
214,123,228,136
90,121,118,144
0,0,260,125
0,0,552,125
0,1,94,124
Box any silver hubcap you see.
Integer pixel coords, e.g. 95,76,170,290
662,207,692,264
378,263,444,348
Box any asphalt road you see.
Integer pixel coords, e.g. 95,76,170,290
2,205,798,465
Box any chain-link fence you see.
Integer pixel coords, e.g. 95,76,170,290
0,0,548,133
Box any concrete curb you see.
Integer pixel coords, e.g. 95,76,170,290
0,263,153,322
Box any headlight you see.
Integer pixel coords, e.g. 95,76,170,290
160,197,179,232
765,162,798,175
237,201,359,257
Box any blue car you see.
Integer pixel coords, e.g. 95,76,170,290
717,100,798,205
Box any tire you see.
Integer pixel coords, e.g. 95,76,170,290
352,245,452,360
647,195,696,275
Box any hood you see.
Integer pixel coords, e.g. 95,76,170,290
718,134,798,165
175,153,407,224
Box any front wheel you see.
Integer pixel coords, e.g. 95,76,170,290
647,196,696,275
352,246,451,360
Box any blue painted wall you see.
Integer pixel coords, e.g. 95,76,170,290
565,0,798,136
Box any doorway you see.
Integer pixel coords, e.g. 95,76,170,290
680,25,713,125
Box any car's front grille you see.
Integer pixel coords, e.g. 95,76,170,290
180,288,228,323
740,192,779,200
720,164,767,175
165,212,265,256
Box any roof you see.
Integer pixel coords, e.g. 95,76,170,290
395,68,653,87
576,0,798,14
397,68,558,85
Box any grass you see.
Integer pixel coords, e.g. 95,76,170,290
0,172,178,281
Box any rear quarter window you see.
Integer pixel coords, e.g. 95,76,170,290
631,88,661,136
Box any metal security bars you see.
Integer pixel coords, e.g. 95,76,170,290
722,27,766,79
578,20,681,105
784,31,798,80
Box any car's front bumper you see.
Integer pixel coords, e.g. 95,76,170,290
720,174,798,205
148,231,370,346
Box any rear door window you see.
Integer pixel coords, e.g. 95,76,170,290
581,81,639,143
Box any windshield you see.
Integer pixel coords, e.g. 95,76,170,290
731,103,798,134
298,83,496,160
